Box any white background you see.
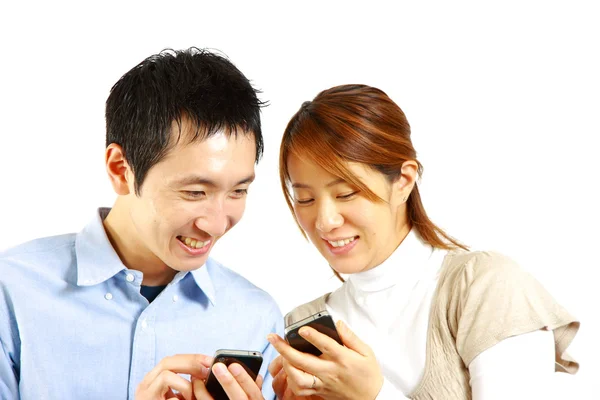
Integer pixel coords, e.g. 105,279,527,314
1,1,598,397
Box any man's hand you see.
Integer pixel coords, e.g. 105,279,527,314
135,354,266,400
192,362,265,399
135,354,212,400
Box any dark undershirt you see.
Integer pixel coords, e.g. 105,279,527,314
140,285,167,303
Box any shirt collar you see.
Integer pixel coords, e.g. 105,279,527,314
190,263,217,306
75,208,218,305
348,229,435,293
75,208,127,286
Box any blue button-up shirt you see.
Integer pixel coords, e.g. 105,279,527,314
0,209,283,399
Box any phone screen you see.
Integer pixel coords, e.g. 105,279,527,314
205,351,263,400
285,312,343,356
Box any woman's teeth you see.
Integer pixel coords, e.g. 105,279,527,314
178,235,208,249
327,236,357,247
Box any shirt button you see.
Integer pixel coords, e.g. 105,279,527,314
173,295,179,302
141,319,148,329
105,293,113,300
125,273,135,282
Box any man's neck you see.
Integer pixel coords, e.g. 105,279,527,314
102,201,178,286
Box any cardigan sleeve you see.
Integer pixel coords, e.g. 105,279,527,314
452,251,579,374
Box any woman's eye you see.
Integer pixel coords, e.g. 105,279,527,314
295,198,314,205
338,191,358,200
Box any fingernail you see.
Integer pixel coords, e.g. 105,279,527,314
213,363,228,377
267,334,276,343
229,363,244,376
299,327,309,337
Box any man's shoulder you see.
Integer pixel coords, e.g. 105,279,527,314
205,257,279,308
0,233,76,277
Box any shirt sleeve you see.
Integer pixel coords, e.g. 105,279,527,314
0,339,19,398
1,269,19,398
376,377,411,399
469,329,556,399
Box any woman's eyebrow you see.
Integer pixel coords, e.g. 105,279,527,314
292,178,345,189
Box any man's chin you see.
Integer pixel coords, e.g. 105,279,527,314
170,254,211,272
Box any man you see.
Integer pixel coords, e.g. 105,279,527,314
0,48,283,399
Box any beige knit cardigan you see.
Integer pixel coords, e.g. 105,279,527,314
284,251,579,399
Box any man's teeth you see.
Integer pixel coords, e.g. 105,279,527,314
178,236,208,249
327,237,357,247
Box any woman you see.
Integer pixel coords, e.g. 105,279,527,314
266,84,579,399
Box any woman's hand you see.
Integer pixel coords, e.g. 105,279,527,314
269,356,321,400
267,320,383,400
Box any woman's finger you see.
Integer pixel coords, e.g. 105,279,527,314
271,369,288,398
297,325,345,360
282,358,318,397
267,334,322,375
268,355,283,377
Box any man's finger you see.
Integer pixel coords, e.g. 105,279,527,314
144,354,213,384
146,370,194,400
228,363,263,399
191,376,213,400
212,363,247,399
255,373,264,389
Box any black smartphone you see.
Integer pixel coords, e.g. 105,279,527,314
284,310,343,356
204,349,263,400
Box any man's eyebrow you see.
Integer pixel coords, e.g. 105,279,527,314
174,174,255,187
291,178,345,189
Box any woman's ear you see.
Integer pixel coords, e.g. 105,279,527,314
391,160,418,204
105,143,133,196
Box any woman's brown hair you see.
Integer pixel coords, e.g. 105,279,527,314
279,84,467,260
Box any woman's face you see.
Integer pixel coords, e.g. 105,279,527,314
287,153,412,275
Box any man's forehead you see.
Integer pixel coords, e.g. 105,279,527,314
168,116,254,146
172,172,256,188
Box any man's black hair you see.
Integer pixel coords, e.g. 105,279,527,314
106,47,265,194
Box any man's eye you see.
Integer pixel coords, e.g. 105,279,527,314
184,191,206,198
231,189,248,198
338,191,358,200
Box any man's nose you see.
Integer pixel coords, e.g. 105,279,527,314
195,200,229,238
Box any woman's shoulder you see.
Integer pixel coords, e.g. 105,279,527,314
437,249,580,372
283,293,331,328
440,249,527,288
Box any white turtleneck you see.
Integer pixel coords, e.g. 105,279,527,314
325,230,556,399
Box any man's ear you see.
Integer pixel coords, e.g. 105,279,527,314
105,143,133,196
391,160,419,204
